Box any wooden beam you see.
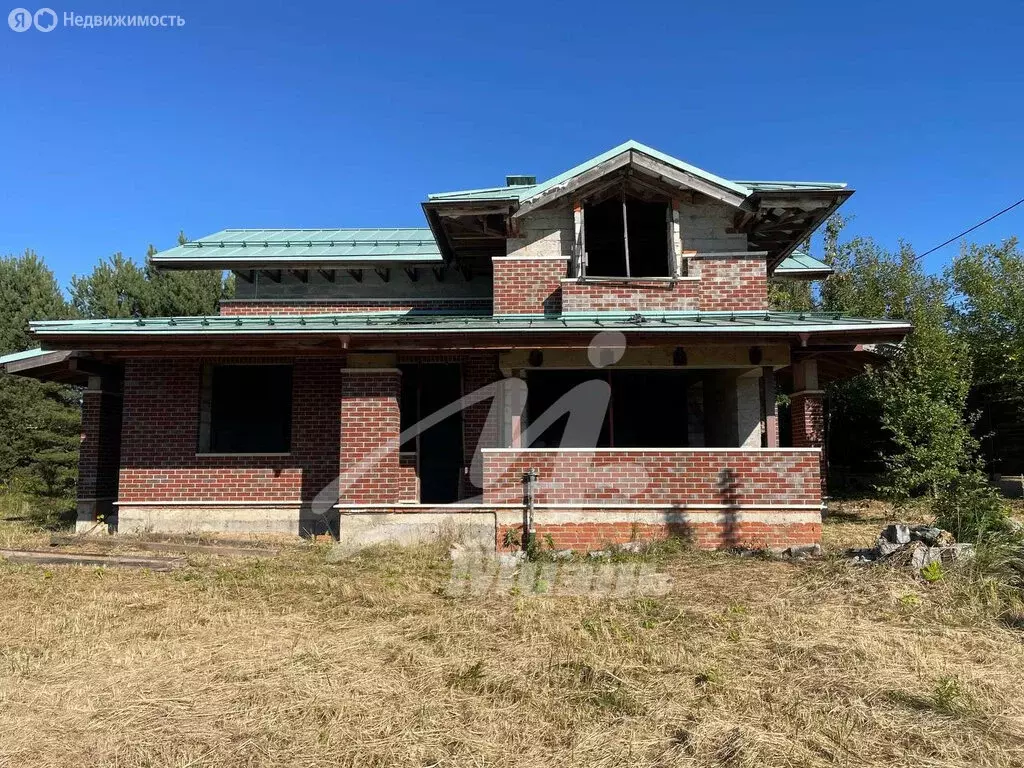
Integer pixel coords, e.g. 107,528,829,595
232,269,254,283
404,267,419,282
375,267,391,283
262,269,282,283
318,269,336,283
514,152,632,219
432,266,446,282
290,269,309,283
348,269,363,282
629,152,748,208
621,187,631,278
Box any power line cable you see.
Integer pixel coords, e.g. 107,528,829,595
915,196,1024,261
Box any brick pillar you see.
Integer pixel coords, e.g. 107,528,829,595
762,367,779,448
790,358,826,496
790,359,824,447
462,353,503,498
790,391,824,447
339,368,401,504
77,374,123,533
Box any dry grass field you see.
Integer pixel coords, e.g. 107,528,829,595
0,498,1023,767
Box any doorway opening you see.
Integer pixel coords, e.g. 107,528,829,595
399,363,463,503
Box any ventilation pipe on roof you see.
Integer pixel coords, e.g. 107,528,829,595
506,175,536,187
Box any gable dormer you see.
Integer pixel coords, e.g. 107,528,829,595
423,141,851,317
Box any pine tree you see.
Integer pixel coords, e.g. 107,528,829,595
0,251,80,497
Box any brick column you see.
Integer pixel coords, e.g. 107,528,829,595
762,367,779,448
339,368,401,504
790,358,826,496
790,359,824,448
77,373,123,532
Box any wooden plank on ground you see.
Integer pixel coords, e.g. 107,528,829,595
0,549,184,571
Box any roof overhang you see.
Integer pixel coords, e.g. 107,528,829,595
741,189,854,272
23,312,912,356
0,348,120,384
150,229,444,271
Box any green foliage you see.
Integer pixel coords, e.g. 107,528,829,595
0,250,70,350
920,560,944,583
70,252,148,318
768,279,814,311
3,239,231,500
871,281,979,499
814,217,980,499
70,240,231,320
932,474,1012,540
0,251,79,497
949,240,1024,406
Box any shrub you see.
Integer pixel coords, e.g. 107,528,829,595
932,475,1012,540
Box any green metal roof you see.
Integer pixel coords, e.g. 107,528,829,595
427,185,536,202
427,142,849,204
737,181,849,192
773,250,833,277
150,228,443,269
428,140,756,203
0,347,48,365
28,311,910,339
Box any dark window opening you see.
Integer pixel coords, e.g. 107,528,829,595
583,196,670,277
525,370,691,448
199,364,292,454
398,363,463,503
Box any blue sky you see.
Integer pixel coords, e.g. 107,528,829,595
2,0,1022,288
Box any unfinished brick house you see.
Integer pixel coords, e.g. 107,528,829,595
1,141,911,551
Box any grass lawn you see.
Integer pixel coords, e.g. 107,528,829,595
0,498,1022,767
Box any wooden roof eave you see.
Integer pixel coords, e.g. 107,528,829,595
27,325,911,356
750,189,855,271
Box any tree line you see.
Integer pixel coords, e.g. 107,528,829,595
772,216,1022,535
1,222,1022,535
0,237,230,499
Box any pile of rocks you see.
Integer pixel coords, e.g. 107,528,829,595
849,523,975,568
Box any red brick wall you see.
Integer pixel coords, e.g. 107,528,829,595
119,358,342,502
339,370,401,504
482,449,822,506
496,519,821,552
561,279,699,312
492,258,566,315
790,392,824,448
697,257,768,311
397,453,418,502
219,299,491,316
79,384,123,501
492,256,767,315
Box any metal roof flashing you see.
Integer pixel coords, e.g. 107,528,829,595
26,311,912,341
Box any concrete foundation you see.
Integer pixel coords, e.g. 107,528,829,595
335,511,496,554
115,503,324,536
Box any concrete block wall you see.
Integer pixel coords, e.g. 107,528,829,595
677,198,747,253
230,267,488,304
220,298,491,316
506,207,575,260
